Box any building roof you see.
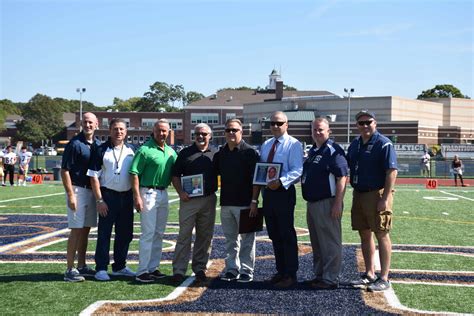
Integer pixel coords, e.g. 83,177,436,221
187,89,336,108
261,110,316,122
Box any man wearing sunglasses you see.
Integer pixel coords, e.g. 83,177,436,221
251,111,303,289
347,110,398,292
214,118,260,283
171,123,218,283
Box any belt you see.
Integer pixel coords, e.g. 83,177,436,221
142,186,166,190
73,183,91,189
355,188,381,193
101,187,131,194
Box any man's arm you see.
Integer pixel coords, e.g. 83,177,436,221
90,176,107,217
131,174,143,212
172,176,190,202
378,168,397,212
249,185,261,217
331,176,347,219
61,169,76,211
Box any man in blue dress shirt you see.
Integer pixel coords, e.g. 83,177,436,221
347,110,398,292
251,111,303,289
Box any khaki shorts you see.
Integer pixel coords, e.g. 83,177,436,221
351,189,393,233
66,186,97,228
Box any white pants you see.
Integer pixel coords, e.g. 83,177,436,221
220,205,256,277
137,187,169,275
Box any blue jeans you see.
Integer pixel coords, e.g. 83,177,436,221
95,187,134,272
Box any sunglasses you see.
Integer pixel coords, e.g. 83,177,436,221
270,121,286,127
195,132,209,137
225,128,241,133
357,120,374,126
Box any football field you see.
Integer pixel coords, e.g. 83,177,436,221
0,182,472,315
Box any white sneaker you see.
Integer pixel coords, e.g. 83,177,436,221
111,266,135,277
95,270,110,281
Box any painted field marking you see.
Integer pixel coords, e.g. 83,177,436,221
31,206,42,209
423,196,458,201
392,280,474,288
442,212,449,215
0,192,64,203
440,190,474,202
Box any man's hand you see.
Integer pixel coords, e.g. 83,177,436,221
267,179,281,190
178,191,190,202
377,198,388,213
249,203,258,217
330,202,343,219
134,195,143,213
67,194,77,211
97,201,108,217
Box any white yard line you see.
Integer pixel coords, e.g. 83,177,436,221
440,190,474,201
391,268,474,274
392,249,474,258
391,280,474,287
0,192,64,203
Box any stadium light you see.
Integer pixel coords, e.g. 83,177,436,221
76,88,86,129
344,88,355,143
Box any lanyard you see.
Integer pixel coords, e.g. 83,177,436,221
112,145,124,175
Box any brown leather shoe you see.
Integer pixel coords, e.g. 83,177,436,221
311,281,338,290
274,276,297,289
267,273,284,284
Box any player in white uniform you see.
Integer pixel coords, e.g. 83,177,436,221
18,146,33,186
3,146,17,186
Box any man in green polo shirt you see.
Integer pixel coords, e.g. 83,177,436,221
129,119,177,283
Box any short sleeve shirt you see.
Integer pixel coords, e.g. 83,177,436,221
347,131,398,191
302,139,349,202
61,132,101,187
19,151,33,166
128,138,177,187
172,143,218,195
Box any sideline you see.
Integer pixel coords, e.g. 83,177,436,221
0,192,65,203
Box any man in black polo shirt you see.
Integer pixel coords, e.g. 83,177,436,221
171,123,218,282
215,119,260,283
61,112,100,282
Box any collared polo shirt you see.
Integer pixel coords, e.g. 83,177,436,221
129,138,177,187
87,140,136,192
172,143,218,195
61,132,101,187
260,133,303,189
302,139,349,202
215,140,260,206
347,131,398,191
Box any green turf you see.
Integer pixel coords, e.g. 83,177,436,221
0,183,473,314
0,263,177,315
391,252,474,271
393,283,474,314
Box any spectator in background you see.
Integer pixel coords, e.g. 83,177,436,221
61,112,100,282
452,155,466,187
88,118,136,281
18,146,33,186
3,146,16,186
420,151,431,178
0,149,4,186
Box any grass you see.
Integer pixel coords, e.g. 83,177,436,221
0,182,473,314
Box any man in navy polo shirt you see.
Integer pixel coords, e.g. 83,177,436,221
347,110,398,292
87,118,136,281
302,117,348,290
61,112,100,282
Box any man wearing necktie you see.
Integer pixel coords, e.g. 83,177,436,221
251,111,303,289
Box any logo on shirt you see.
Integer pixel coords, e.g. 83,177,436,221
365,145,373,153
313,155,322,164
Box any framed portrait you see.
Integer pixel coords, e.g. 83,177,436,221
181,174,204,198
253,162,282,186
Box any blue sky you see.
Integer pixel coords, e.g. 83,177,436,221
1,0,473,106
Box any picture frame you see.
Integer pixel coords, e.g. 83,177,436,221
181,174,204,197
253,162,282,186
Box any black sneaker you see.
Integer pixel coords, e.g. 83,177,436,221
350,273,377,288
171,274,185,283
149,269,166,279
64,268,85,282
135,273,154,283
367,278,391,292
77,265,96,277
220,272,238,282
237,274,253,283
195,270,207,282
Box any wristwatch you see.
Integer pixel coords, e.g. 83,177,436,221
251,199,258,204
96,199,104,204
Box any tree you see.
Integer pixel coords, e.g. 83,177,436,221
16,94,64,143
110,97,142,111
184,91,205,105
417,84,470,99
0,99,23,132
139,81,185,112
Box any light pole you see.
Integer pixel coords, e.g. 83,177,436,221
76,88,86,129
344,88,354,143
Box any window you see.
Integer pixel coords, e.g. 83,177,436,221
102,118,109,128
191,113,219,124
226,113,236,120
168,119,183,130
142,118,158,128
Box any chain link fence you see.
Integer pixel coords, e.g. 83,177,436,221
397,157,473,178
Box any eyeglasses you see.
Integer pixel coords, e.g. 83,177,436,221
357,120,374,126
270,121,286,127
195,132,209,137
225,128,241,133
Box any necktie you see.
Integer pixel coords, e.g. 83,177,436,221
267,139,279,163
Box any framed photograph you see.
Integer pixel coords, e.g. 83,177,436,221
253,162,282,186
181,174,204,197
